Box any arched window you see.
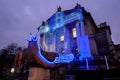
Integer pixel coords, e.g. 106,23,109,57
72,28,77,38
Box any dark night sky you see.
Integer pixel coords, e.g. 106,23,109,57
0,0,120,49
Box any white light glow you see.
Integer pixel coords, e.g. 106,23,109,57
11,68,15,73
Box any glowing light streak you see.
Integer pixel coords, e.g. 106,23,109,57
85,58,89,70
104,55,109,70
54,54,74,63
26,32,74,64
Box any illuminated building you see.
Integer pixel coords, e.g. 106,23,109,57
24,3,119,80
25,3,115,70
37,4,113,60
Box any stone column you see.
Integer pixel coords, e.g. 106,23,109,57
42,33,47,51
77,20,92,60
80,20,85,36
49,32,54,52
53,33,56,52
64,27,70,54
76,21,81,55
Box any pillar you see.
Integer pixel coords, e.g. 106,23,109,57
53,33,56,52
64,27,70,54
80,20,85,36
76,21,81,55
76,20,92,60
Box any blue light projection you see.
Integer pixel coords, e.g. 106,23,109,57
38,8,91,61
26,31,74,64
25,32,38,42
54,54,74,63
79,36,92,60
39,8,83,33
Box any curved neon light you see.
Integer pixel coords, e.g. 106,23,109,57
26,31,74,65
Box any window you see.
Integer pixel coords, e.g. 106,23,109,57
60,35,64,41
76,48,78,51
72,28,77,38
61,49,65,53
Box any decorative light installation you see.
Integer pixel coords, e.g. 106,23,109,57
25,31,74,64
54,54,74,63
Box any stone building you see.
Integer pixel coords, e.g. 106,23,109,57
25,4,120,80
38,3,114,60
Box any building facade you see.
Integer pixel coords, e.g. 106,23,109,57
38,4,113,58
38,4,113,60
24,4,120,80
